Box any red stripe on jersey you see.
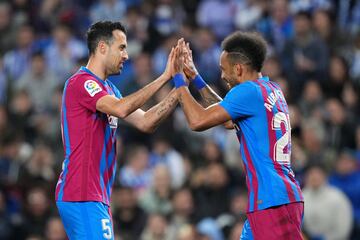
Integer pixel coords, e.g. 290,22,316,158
268,83,303,200
256,80,296,203
237,130,252,211
269,81,288,113
241,135,259,211
266,82,297,202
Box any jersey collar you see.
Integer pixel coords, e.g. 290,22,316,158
80,66,107,85
258,76,269,82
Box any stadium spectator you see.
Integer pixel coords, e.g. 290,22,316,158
168,187,195,239
192,28,221,84
303,163,353,240
281,11,328,99
15,51,59,112
44,23,87,81
138,165,173,215
0,2,17,55
90,0,127,23
196,0,236,39
119,145,153,194
44,216,67,240
140,213,171,240
150,136,186,188
329,150,360,239
3,24,34,82
257,0,293,53
112,185,147,240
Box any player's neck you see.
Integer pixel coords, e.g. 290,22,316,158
86,57,107,81
240,72,263,83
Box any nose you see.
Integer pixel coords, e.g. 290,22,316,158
123,50,129,61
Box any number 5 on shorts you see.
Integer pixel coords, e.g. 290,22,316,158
101,219,112,239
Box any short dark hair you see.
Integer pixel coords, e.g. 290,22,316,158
86,21,127,55
221,31,267,72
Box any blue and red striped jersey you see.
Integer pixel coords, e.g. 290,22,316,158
55,67,121,206
219,76,303,213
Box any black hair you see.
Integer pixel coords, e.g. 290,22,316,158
31,50,44,59
86,21,127,55
221,31,267,72
295,10,312,21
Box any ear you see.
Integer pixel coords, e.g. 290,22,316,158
234,63,243,77
98,40,108,55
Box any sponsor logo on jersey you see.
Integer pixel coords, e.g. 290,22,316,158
84,80,102,97
107,115,118,129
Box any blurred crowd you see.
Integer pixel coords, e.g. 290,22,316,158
0,0,360,240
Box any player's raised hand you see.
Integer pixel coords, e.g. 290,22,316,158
173,38,185,74
183,42,198,80
163,46,176,79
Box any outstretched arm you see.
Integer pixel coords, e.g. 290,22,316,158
124,89,179,133
173,42,231,131
177,84,231,131
96,48,176,119
182,43,234,129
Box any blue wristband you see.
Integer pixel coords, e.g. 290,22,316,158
173,73,187,89
193,74,206,90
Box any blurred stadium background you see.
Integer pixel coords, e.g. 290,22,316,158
0,0,359,239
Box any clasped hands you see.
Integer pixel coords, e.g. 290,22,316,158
163,38,199,86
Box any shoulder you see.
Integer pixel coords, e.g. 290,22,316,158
67,72,103,91
225,81,260,99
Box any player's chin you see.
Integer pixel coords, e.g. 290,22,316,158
110,68,121,75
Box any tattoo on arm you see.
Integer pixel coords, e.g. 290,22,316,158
145,89,179,128
156,96,176,117
199,86,222,106
199,85,235,129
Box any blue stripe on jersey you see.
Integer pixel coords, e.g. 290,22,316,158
100,126,112,203
105,145,116,199
240,145,255,210
100,125,111,202
58,81,71,201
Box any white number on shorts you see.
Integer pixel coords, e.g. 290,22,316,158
272,112,291,164
101,219,112,239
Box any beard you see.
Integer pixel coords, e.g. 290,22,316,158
108,65,122,76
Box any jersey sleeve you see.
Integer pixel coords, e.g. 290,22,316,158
219,81,259,120
74,77,108,112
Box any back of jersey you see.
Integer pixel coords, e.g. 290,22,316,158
219,76,303,213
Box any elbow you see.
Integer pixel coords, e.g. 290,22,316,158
189,121,204,132
117,106,132,119
140,123,157,134
97,100,131,119
117,110,129,119
142,127,156,134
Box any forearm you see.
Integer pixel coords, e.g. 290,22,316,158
143,88,179,132
199,86,222,106
194,75,234,129
191,74,222,106
178,86,206,130
117,73,170,117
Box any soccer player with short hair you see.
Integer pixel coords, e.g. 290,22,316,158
55,21,178,240
173,32,304,239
